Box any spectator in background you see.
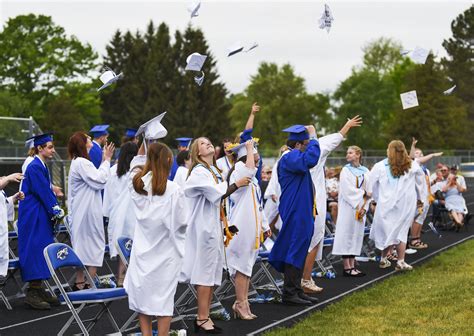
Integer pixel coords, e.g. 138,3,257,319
173,150,191,188
216,138,235,180
260,165,272,201
440,173,467,231
326,167,340,224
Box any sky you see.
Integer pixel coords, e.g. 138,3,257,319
0,1,472,94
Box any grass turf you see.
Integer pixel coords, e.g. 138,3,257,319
266,239,474,336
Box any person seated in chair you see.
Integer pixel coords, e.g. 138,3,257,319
440,173,467,231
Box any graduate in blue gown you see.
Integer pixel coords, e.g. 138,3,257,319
170,137,192,180
17,133,65,309
239,103,263,183
89,125,109,168
268,124,321,305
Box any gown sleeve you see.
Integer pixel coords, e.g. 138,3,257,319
27,165,58,217
184,166,227,206
281,139,321,174
77,158,110,191
367,162,381,200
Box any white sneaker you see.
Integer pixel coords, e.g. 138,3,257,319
395,260,413,271
379,258,391,269
301,278,323,294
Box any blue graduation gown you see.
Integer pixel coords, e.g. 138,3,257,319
17,157,59,282
89,141,102,169
169,156,179,180
268,139,321,272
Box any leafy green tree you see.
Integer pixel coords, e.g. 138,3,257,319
228,63,330,152
442,5,474,123
0,90,31,117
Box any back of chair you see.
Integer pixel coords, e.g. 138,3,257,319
116,236,133,267
43,243,84,271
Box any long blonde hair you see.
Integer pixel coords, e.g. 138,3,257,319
132,142,173,196
387,140,411,177
348,145,363,164
187,137,221,177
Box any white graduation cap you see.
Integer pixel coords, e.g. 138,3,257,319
400,49,411,56
185,52,207,72
443,85,456,95
97,67,123,92
188,0,201,18
410,46,429,64
227,42,244,57
194,71,205,86
244,42,259,53
400,90,419,109
318,3,334,33
136,112,168,140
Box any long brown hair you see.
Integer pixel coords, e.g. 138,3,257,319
387,140,411,177
187,137,221,177
132,142,172,196
68,132,90,160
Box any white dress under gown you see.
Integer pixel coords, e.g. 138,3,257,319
227,162,269,277
332,165,370,256
179,164,227,286
368,159,424,250
124,156,189,316
102,165,136,258
308,133,344,259
68,157,110,267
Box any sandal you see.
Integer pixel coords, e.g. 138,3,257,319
386,254,398,262
71,281,91,291
409,239,428,249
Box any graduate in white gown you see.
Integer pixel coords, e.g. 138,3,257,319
179,137,250,334
332,146,370,277
102,141,138,286
67,132,114,289
124,142,188,336
302,116,362,293
173,150,191,188
227,140,270,320
368,140,424,271
0,174,24,280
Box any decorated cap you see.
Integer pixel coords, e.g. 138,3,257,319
239,129,253,143
229,142,258,160
90,125,110,137
176,137,193,148
282,125,309,141
125,128,137,138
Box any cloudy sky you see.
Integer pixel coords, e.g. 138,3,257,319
1,1,471,94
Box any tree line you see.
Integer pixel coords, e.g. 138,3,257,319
0,7,472,154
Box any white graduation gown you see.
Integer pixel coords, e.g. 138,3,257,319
414,160,431,225
179,165,227,286
227,162,269,277
124,165,188,316
368,159,423,250
102,165,136,258
332,166,369,256
173,166,189,188
216,156,233,181
0,191,14,276
308,133,344,259
68,157,110,266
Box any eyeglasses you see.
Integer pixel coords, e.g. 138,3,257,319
441,169,448,172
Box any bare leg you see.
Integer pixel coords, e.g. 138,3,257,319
396,242,407,261
331,203,338,224
303,245,318,280
411,221,423,242
382,246,391,258
342,258,352,270
87,266,97,279
75,270,85,287
157,316,172,336
138,314,152,336
234,272,247,303
117,260,126,286
196,285,214,330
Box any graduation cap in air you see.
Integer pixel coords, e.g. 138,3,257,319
227,42,244,57
443,85,456,95
125,128,137,138
90,125,110,138
185,53,207,72
194,71,205,86
29,133,54,147
400,90,419,109
282,125,309,141
318,3,334,33
97,67,123,91
229,142,258,160
176,137,193,148
136,112,168,140
188,0,201,18
245,42,259,53
409,47,430,65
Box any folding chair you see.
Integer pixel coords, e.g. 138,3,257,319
43,243,127,336
250,250,283,296
0,258,22,310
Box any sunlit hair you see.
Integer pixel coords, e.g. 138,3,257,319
28,147,36,157
117,141,139,178
188,137,220,177
132,142,172,196
387,140,411,177
68,132,90,160
348,145,363,164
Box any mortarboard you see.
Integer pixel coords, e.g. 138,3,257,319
176,137,193,148
229,142,258,160
25,137,35,149
410,47,429,65
90,125,110,137
318,3,334,33
282,125,309,141
227,42,244,57
97,67,123,92
188,0,201,18
443,85,456,95
400,91,419,109
185,53,207,72
125,128,137,138
136,112,168,140
30,133,54,147
240,129,253,144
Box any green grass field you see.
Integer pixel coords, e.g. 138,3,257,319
267,239,474,336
